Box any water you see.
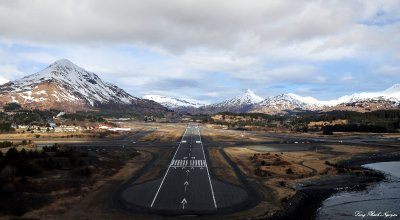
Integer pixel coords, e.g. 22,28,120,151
317,161,400,219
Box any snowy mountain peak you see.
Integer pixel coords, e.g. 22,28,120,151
385,84,400,93
143,95,206,109
235,89,264,104
0,59,167,112
205,89,264,113
21,58,98,84
51,58,75,67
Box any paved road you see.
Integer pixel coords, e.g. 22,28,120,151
119,123,249,214
150,123,217,210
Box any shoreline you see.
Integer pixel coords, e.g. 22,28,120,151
269,154,400,220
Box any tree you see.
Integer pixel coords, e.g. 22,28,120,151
3,103,21,112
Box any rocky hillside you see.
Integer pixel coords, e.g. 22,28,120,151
0,59,166,113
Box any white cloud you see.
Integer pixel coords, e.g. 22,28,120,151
0,76,9,85
0,65,25,79
18,52,58,64
341,74,354,82
0,1,399,102
0,0,398,58
232,65,324,84
376,65,400,76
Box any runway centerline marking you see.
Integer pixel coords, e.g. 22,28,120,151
150,123,217,209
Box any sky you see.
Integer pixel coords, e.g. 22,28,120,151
0,0,399,104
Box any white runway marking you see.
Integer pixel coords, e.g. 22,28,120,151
150,124,217,209
197,125,218,208
150,125,188,208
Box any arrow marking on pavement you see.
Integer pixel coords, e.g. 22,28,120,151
181,198,187,209
184,181,189,191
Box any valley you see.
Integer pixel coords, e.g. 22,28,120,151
1,1,399,219
0,120,399,219
0,62,398,218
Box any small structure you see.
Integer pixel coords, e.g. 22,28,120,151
96,124,113,130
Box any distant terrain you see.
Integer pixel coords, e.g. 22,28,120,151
0,59,166,114
144,86,400,114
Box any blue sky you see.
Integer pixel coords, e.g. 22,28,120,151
0,0,399,103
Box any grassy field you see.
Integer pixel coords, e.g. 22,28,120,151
224,143,393,219
1,122,398,219
201,125,281,142
138,124,186,142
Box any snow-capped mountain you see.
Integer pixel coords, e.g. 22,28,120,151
322,84,400,106
0,59,166,112
251,85,400,114
143,95,206,109
319,84,400,112
251,93,321,114
144,85,400,115
202,89,264,113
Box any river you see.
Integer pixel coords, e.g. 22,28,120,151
316,161,400,219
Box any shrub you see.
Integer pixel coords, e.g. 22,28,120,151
322,128,333,135
71,166,92,177
286,168,294,174
0,141,13,148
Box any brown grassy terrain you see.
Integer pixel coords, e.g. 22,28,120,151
134,147,174,184
224,143,391,219
0,132,93,139
208,147,241,185
139,124,186,142
201,125,280,142
0,147,152,219
25,150,153,220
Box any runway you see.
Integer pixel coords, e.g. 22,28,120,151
119,123,249,214
150,123,216,210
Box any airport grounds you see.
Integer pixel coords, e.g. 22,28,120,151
0,121,399,219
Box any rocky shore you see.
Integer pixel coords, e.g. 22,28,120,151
269,154,400,220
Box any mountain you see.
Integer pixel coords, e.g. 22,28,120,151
321,84,400,112
251,85,400,114
251,93,321,114
145,85,399,115
200,89,263,113
143,95,206,109
0,59,166,113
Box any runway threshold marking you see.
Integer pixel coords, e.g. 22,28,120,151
150,124,217,209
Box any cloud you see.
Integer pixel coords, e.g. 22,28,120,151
0,76,9,85
232,65,324,84
18,52,58,64
0,1,399,102
0,0,398,56
341,74,354,82
376,65,400,76
0,64,25,79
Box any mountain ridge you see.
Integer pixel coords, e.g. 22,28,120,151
0,59,166,113
145,85,400,114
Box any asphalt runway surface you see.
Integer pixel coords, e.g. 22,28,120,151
119,123,248,214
